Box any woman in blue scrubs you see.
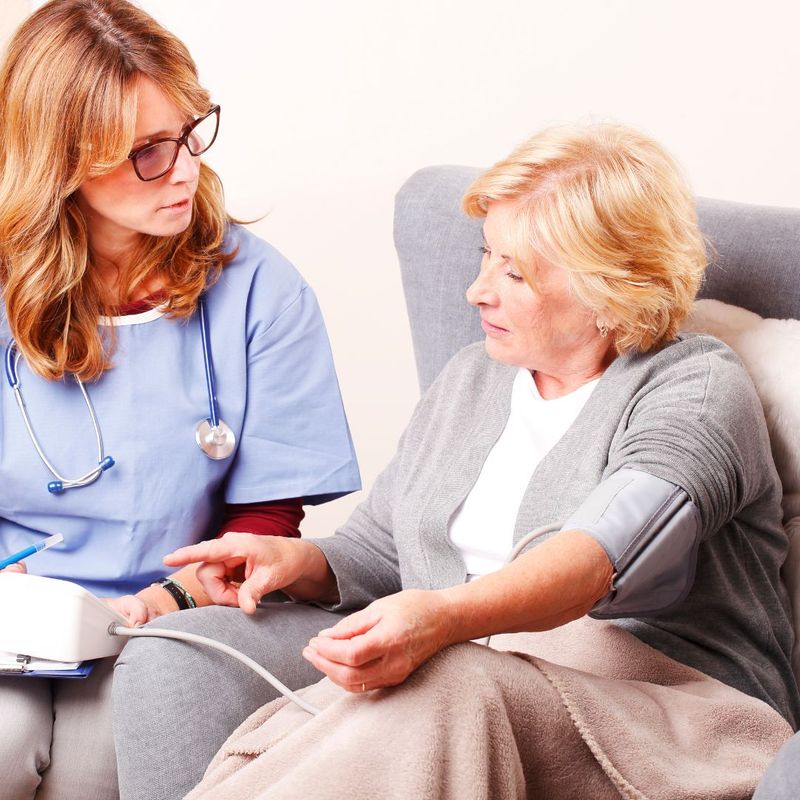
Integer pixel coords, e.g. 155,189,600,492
0,1,359,797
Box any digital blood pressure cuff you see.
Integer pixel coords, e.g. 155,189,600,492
561,468,701,618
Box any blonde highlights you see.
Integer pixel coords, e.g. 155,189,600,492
463,124,707,353
0,0,234,381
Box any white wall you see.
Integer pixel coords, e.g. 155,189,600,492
7,0,800,534
1,0,29,48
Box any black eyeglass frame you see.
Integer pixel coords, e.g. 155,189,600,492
127,104,221,182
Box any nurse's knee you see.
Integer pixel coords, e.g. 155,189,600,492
0,684,52,799
113,606,246,688
753,731,800,800
0,763,43,800
112,601,339,760
113,602,337,696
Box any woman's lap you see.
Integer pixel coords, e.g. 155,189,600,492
0,673,52,799
0,656,118,800
186,641,619,800
186,622,792,800
112,601,345,800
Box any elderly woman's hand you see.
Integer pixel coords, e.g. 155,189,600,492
164,532,339,613
302,589,457,692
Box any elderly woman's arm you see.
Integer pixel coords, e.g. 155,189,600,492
166,524,611,692
302,529,612,692
163,532,341,612
440,529,613,636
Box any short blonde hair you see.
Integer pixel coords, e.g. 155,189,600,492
463,124,707,353
0,0,234,381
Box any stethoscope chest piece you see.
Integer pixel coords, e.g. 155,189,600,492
195,298,235,461
195,418,236,460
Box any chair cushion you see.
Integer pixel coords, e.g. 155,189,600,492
685,299,800,681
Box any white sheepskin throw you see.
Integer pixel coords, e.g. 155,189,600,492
683,299,800,681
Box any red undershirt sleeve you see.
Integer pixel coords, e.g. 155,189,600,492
113,300,306,542
217,498,304,539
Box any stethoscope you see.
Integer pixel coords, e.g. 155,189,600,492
3,298,236,494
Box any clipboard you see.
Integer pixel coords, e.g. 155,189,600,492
0,652,96,679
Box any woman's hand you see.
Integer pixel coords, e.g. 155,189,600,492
163,532,337,614
0,562,27,574
302,589,456,692
104,595,149,627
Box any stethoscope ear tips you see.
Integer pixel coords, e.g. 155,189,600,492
46,456,116,494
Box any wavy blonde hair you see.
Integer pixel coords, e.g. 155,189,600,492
0,0,235,381
463,124,707,353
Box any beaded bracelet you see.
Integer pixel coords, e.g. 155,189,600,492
153,577,197,610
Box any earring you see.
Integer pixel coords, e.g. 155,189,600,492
598,323,609,338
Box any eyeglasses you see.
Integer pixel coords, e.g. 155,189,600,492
127,105,220,182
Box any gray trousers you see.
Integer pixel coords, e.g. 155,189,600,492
112,602,345,800
753,731,800,800
0,656,119,800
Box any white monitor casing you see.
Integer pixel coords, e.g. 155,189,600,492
0,573,127,662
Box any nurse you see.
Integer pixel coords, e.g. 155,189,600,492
0,1,360,798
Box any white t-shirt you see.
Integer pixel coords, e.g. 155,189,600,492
448,368,598,578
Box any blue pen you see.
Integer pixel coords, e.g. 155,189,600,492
0,533,64,570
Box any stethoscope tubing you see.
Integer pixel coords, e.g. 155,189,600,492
6,347,107,488
194,297,236,460
198,298,221,429
4,294,233,493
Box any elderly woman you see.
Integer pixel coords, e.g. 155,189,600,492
114,124,797,800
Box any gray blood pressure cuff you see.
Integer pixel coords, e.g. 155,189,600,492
561,468,701,618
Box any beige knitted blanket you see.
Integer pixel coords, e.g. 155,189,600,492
186,618,792,800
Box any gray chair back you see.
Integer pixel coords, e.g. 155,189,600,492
395,165,800,393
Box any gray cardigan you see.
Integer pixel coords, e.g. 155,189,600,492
314,334,799,726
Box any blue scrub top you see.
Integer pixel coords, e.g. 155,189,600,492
0,226,360,596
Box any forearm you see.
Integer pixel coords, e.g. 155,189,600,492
282,540,340,604
437,529,613,646
136,563,210,619
302,530,613,692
